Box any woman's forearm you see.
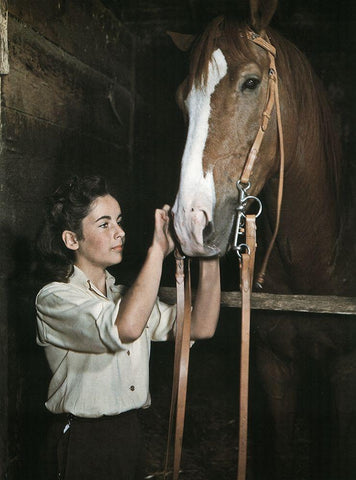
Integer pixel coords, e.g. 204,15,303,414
115,246,164,343
190,258,221,340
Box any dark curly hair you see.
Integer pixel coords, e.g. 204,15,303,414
35,175,113,285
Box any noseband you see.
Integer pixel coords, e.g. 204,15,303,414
232,29,285,287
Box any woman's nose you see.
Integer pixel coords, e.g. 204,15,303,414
114,225,125,238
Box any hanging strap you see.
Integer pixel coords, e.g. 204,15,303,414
237,215,256,480
164,251,184,478
255,66,284,286
173,259,191,479
164,251,192,480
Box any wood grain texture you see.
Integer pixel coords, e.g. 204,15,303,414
157,287,356,315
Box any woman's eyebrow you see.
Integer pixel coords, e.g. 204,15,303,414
95,213,122,223
95,215,111,223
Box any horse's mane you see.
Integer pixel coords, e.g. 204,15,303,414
188,15,342,206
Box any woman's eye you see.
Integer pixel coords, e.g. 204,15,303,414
241,77,260,91
99,223,108,228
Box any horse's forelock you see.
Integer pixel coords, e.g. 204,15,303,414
187,16,254,91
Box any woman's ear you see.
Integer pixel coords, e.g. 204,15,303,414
62,230,79,250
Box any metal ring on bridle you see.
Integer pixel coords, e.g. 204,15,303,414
233,242,251,258
236,180,251,192
241,195,263,218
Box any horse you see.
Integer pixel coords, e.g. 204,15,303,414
169,2,356,479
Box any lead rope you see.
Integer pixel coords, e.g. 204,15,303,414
164,250,191,479
236,215,256,480
173,257,191,480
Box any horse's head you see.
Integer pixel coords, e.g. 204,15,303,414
171,2,281,257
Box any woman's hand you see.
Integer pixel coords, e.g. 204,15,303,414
151,204,175,258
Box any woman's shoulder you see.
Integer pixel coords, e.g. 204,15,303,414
36,279,87,306
36,280,67,300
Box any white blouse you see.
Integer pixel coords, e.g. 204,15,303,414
36,265,176,418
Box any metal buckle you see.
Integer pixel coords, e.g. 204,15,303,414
232,180,262,256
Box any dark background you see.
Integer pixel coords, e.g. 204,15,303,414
1,0,355,478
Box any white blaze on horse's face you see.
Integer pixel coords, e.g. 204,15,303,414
172,49,227,256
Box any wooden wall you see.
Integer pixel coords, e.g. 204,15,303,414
1,1,136,477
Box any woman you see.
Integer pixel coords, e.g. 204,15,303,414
35,175,220,480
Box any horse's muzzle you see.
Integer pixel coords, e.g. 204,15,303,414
172,208,220,257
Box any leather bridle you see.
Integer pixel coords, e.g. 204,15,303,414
239,29,285,288
163,29,284,480
233,29,285,480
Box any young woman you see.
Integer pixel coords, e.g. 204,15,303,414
35,175,220,480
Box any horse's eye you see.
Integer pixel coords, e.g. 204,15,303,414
242,78,260,91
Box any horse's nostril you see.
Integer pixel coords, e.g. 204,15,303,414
203,221,215,243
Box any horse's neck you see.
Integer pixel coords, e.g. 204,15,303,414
263,153,340,294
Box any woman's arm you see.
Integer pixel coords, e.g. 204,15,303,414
115,205,174,343
190,258,221,340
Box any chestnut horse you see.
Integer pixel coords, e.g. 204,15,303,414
170,4,356,480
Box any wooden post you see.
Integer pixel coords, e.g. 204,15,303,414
0,1,8,476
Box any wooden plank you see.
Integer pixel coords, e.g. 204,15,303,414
9,0,133,87
6,17,133,144
157,287,356,316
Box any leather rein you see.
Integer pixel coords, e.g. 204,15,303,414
163,30,285,480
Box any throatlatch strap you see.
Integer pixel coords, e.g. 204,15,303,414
237,215,256,480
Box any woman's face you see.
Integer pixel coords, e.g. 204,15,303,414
74,194,125,271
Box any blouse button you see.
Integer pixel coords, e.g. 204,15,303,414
127,350,130,356
130,385,135,391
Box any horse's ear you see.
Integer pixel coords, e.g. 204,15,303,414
167,31,195,52
250,0,278,32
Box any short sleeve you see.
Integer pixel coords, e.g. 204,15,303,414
148,298,177,341
36,283,127,353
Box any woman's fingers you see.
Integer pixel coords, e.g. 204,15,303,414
153,205,175,255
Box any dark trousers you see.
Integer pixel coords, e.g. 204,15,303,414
44,410,144,480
